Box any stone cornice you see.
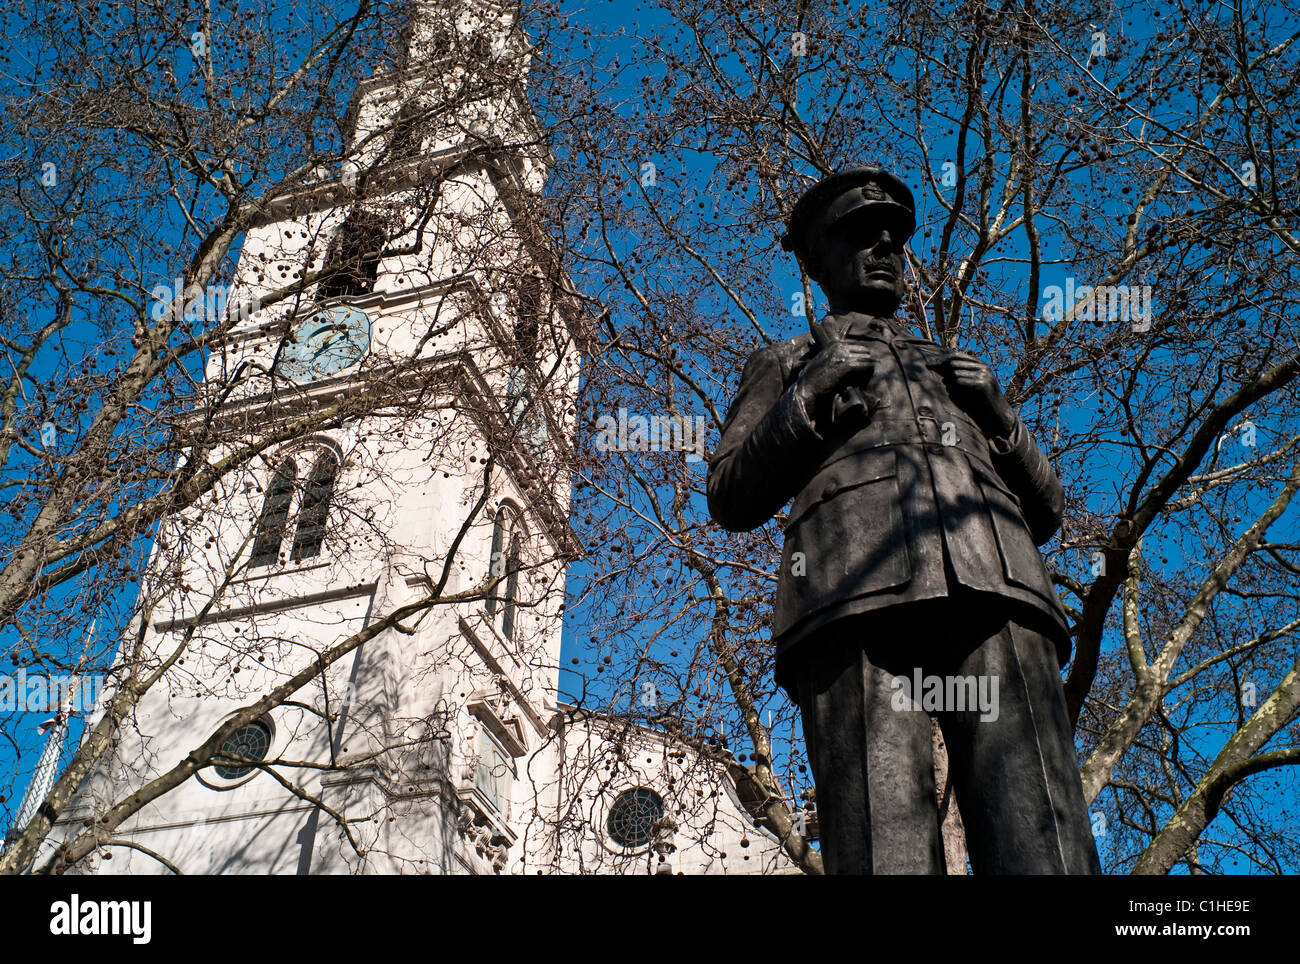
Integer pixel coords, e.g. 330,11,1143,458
151,580,379,634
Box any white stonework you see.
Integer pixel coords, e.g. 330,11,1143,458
38,2,796,876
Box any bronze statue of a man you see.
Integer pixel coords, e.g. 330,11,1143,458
707,167,1101,874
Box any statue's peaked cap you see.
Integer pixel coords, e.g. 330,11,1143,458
780,166,916,263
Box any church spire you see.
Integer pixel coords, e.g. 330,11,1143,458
398,0,529,77
341,0,544,195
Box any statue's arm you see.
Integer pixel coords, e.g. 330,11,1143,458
707,346,823,532
988,417,1065,546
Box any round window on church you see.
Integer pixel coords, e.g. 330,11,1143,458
606,788,665,849
213,719,272,781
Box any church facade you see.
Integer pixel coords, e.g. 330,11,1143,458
37,0,795,876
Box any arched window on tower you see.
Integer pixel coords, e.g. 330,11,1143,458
248,449,341,569
318,209,386,301
249,459,298,568
504,365,549,454
486,504,522,642
502,271,551,455
386,101,427,162
514,272,542,363
291,451,341,561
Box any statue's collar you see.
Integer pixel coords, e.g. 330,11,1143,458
823,311,907,340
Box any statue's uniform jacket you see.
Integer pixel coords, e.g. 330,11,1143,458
706,313,1071,696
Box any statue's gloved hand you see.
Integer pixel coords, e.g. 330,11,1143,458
938,351,1017,438
794,341,876,433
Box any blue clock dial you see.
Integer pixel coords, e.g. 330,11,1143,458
276,306,372,383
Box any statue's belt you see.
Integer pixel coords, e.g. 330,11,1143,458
816,413,997,474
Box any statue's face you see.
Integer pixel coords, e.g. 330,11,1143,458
811,212,907,315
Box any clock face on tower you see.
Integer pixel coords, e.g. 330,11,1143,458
275,305,372,383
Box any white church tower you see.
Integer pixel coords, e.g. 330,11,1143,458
40,0,798,875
